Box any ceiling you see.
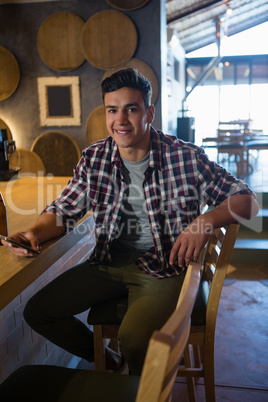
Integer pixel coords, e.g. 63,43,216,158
166,0,268,54
0,0,267,54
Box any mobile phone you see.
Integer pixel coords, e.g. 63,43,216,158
0,235,40,254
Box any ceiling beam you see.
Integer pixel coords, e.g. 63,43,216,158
167,0,223,24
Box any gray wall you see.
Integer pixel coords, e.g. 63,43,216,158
0,0,166,152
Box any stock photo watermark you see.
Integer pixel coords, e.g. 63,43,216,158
2,169,264,236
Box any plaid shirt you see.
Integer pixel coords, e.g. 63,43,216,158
44,127,253,278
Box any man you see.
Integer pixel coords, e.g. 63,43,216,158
2,68,259,375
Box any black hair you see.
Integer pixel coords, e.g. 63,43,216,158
101,68,152,110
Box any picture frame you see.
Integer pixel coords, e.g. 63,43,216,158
37,76,81,126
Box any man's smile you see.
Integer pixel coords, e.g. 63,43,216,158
114,128,132,135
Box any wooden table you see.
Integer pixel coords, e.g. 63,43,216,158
0,176,95,311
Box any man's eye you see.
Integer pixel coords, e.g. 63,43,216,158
128,108,137,113
107,109,116,114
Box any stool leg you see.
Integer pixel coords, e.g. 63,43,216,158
93,325,106,371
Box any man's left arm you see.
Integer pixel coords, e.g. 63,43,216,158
169,193,259,268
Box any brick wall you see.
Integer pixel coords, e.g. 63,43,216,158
0,234,94,383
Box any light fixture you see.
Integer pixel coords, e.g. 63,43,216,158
167,28,179,48
226,2,233,16
170,34,179,48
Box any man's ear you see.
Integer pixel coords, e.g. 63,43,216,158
147,104,155,124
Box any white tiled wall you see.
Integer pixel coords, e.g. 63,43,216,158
0,234,94,383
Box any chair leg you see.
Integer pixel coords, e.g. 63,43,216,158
184,345,197,402
193,345,201,371
93,325,106,371
203,344,216,402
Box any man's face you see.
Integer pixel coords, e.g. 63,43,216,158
104,87,154,161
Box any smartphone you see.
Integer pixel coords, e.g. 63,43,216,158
0,235,40,254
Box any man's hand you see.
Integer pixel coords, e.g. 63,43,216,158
1,212,66,258
169,193,259,268
1,231,40,257
169,217,212,267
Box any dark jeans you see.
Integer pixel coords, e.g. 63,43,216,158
23,246,185,375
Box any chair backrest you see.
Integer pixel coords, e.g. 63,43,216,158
201,223,240,332
136,263,202,402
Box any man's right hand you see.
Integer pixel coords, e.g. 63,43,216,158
1,231,40,257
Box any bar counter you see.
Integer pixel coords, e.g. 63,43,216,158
0,176,95,382
0,175,95,311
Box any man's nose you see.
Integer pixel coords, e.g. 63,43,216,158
116,110,128,124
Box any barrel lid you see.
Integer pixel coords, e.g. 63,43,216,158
37,12,85,71
85,105,109,145
81,10,137,70
106,0,150,11
0,47,20,101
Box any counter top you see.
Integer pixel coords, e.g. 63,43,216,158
0,176,94,311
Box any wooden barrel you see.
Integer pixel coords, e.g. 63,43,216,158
0,119,13,142
103,58,159,104
106,0,151,10
37,12,85,72
9,149,46,175
81,10,137,70
31,131,81,176
0,47,20,101
85,105,109,145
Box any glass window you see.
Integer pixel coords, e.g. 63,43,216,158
219,85,250,122
252,61,268,84
187,86,219,146
250,84,268,133
222,61,235,85
236,64,250,85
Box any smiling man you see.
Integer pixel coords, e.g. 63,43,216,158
104,86,154,161
2,68,259,375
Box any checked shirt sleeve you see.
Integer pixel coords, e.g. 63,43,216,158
43,153,91,227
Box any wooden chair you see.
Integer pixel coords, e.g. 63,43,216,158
245,137,268,175
217,129,246,178
87,223,240,402
0,262,202,402
176,223,240,402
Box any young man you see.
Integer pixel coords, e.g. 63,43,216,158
2,68,258,375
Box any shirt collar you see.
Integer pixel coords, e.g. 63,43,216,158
148,126,163,171
110,138,121,168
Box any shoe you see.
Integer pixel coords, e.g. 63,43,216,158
107,355,127,374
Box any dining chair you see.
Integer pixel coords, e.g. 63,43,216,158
87,223,240,402
217,129,246,178
0,262,202,402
